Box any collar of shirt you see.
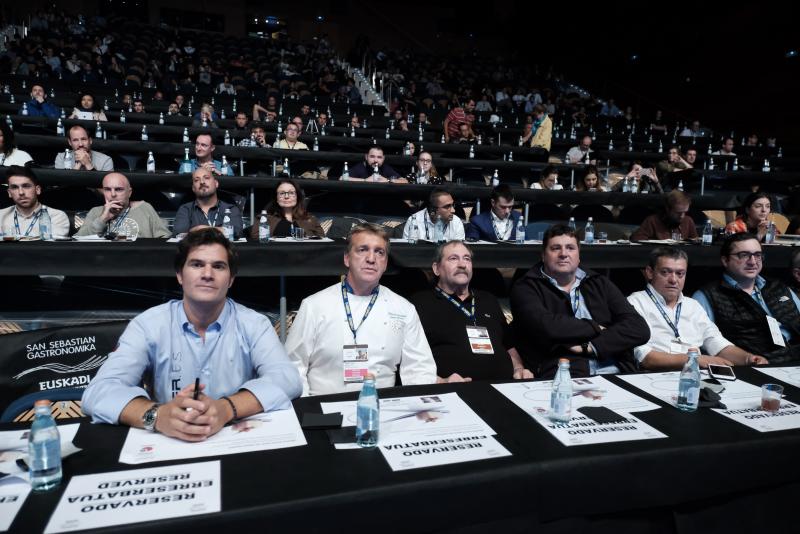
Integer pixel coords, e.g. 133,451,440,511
15,203,42,219
646,283,684,307
343,278,380,295
540,266,587,291
723,273,766,292
179,298,230,338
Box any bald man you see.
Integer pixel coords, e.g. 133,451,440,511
76,172,170,239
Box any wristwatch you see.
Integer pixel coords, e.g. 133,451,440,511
142,403,161,432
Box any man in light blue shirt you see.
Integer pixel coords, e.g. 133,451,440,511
82,228,301,441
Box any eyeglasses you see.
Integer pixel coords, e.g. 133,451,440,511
729,251,764,261
418,158,432,163
277,191,297,198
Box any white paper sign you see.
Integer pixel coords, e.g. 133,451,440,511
712,401,800,432
119,409,306,464
618,372,763,409
0,424,80,480
379,434,511,471
320,392,497,449
0,482,30,531
44,460,220,533
492,376,660,415
754,366,800,388
529,411,667,446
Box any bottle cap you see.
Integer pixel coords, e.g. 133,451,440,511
34,399,51,407
558,358,570,365
364,373,376,380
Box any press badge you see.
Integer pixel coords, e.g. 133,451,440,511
669,340,688,354
766,316,786,347
343,344,370,382
466,326,494,354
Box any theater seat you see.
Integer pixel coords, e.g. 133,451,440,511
1,388,85,423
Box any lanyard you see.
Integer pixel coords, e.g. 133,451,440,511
341,280,379,343
202,204,220,228
491,215,511,240
645,287,682,339
13,208,42,237
109,206,130,234
435,287,476,325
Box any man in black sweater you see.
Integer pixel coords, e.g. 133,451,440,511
511,224,650,378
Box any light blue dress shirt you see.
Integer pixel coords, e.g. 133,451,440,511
180,158,234,176
82,299,302,424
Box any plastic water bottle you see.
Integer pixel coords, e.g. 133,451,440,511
434,216,445,243
356,374,379,448
39,208,52,240
283,158,291,177
515,218,526,245
469,145,475,159
313,136,319,151
277,121,282,135
492,169,500,187
441,134,446,143
119,109,125,123
95,122,102,139
21,102,28,115
183,128,190,143
221,155,230,175
702,220,713,245
372,164,380,182
568,217,576,231
159,112,164,125
146,151,156,173
763,159,771,172
385,127,390,139
63,149,74,170
202,117,208,128
179,148,192,174
342,161,349,179
258,210,270,243
28,400,62,491
677,179,684,192
765,221,777,244
56,118,64,136
584,217,594,244
224,130,231,146
222,208,234,240
676,349,700,412
549,358,573,422
732,158,738,171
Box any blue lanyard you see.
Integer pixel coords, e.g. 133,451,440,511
203,204,220,228
109,206,130,234
571,287,582,315
13,208,42,237
435,287,476,325
645,287,682,339
341,280,379,343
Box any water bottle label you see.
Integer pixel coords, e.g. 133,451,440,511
703,234,713,244
259,227,268,240
585,231,594,243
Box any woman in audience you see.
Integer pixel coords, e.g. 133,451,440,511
0,121,33,166
531,165,563,190
575,165,607,192
395,119,410,132
406,151,443,184
612,161,663,193
250,179,324,239
69,92,107,121
725,192,780,242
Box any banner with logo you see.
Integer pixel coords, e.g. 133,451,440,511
0,321,128,417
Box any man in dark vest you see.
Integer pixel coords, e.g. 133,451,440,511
694,233,800,363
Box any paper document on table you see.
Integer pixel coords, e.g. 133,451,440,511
712,401,800,432
0,424,81,481
72,235,137,242
378,434,511,471
618,372,763,409
0,481,30,532
754,366,800,389
320,392,496,450
118,409,306,464
492,376,660,415
492,378,665,446
44,460,220,533
270,237,334,242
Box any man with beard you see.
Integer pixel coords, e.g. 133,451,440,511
631,191,698,241
173,168,243,238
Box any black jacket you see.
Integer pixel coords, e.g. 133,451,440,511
510,263,650,378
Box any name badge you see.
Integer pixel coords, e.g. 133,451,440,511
766,316,787,347
343,344,370,382
466,326,494,354
669,339,688,354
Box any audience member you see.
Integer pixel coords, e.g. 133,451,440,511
0,165,69,238
69,92,107,121
529,104,552,151
406,151,443,184
82,228,302,440
249,180,324,239
631,191,698,241
443,98,476,143
575,165,606,192
465,184,521,241
181,133,233,176
0,121,32,166
531,165,563,190
725,192,779,242
565,135,594,164
273,123,308,150
345,145,404,182
173,168,243,238
54,125,113,171
403,188,465,241
410,241,533,380
21,84,59,119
